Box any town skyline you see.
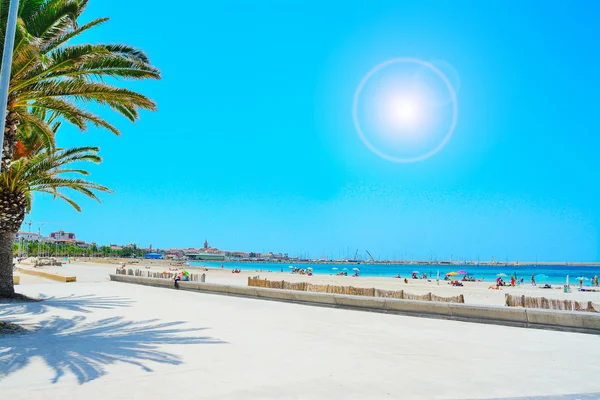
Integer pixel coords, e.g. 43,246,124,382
14,226,600,265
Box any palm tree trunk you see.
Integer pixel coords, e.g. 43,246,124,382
0,190,26,298
0,106,23,297
1,110,19,172
0,230,15,297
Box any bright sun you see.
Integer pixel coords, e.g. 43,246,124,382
387,96,422,128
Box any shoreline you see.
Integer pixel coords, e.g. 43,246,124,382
15,258,600,307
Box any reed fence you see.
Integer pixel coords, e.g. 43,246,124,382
115,268,204,282
505,293,599,313
248,277,464,303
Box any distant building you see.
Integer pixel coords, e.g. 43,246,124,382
204,239,209,249
226,251,249,259
52,238,89,248
144,252,163,259
14,231,48,242
186,253,227,261
166,248,184,258
50,230,76,240
52,238,76,245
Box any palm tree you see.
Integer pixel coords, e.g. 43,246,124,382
0,143,111,296
1,0,160,169
0,0,160,296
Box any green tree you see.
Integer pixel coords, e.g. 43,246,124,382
99,245,111,257
0,0,159,297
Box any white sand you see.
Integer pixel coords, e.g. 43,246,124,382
1,280,599,399
16,258,600,307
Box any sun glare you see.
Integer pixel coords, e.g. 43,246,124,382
387,96,422,128
353,57,458,163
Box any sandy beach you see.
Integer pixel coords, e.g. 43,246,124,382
5,257,600,399
4,266,600,399
15,258,600,307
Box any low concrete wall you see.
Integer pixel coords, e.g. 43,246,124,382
17,267,76,283
109,274,600,334
110,274,173,289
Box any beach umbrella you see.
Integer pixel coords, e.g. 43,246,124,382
575,276,589,281
288,266,294,269
437,270,440,281
456,270,467,275
566,274,569,286
496,273,507,277
412,271,420,274
332,267,338,270
353,268,360,271
343,268,348,271
446,271,459,276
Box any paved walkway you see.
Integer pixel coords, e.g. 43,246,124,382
1,281,599,399
480,395,600,400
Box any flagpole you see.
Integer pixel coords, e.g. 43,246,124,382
0,0,20,172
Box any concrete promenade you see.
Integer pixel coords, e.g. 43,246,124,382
1,281,600,399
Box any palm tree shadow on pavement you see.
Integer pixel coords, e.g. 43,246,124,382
0,315,224,384
0,294,136,318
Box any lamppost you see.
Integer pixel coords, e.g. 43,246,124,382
0,0,20,167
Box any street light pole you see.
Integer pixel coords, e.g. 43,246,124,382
0,0,20,171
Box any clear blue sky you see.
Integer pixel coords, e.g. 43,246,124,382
25,0,600,261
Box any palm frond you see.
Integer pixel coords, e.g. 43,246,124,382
32,97,120,134
42,17,108,52
20,79,157,111
0,144,112,212
25,0,79,42
18,111,56,150
102,44,151,64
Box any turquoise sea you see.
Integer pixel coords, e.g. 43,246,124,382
190,262,600,286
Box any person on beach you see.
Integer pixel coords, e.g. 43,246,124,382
531,274,536,286
510,276,515,287
580,277,583,288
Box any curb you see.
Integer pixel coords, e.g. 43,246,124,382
16,267,76,283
